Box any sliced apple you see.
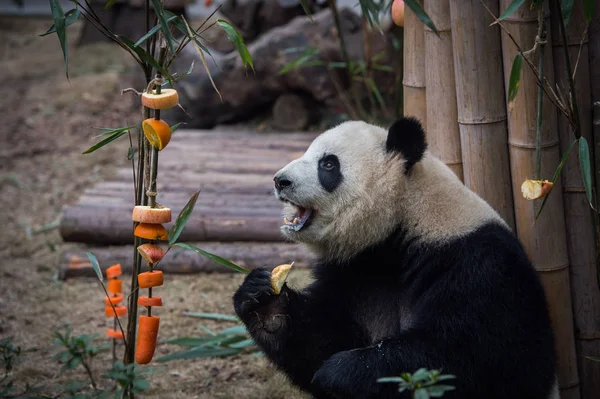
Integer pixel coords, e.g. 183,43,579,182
137,243,166,264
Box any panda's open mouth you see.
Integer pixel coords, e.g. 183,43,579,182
280,199,315,232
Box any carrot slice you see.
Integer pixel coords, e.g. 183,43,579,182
134,223,168,241
137,243,166,264
138,296,163,307
104,294,124,306
138,271,164,288
107,279,122,294
106,264,123,279
107,328,125,340
105,305,127,317
135,316,160,364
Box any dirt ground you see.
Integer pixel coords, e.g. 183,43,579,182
0,16,310,398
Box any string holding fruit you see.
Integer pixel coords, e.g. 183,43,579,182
104,264,126,341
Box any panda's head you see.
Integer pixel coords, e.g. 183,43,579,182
273,117,428,260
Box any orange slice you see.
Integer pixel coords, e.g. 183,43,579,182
142,118,172,151
134,223,168,241
141,88,179,110
132,205,172,224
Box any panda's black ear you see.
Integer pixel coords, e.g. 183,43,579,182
386,117,427,171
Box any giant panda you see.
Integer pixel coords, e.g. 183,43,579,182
232,117,559,399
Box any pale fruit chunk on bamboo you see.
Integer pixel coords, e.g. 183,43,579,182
132,205,172,224
271,264,292,294
141,88,179,110
521,179,553,200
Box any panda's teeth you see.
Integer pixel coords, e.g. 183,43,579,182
292,217,300,225
284,217,290,225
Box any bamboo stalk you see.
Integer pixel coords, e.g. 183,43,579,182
448,0,515,230
499,2,580,397
549,1,600,397
402,0,426,124
423,0,462,181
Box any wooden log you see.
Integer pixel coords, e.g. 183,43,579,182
59,241,314,280
549,1,600,397
448,0,516,231
403,0,427,124
423,0,463,181
59,205,285,245
499,2,580,397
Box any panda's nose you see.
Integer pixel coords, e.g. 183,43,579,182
274,175,293,191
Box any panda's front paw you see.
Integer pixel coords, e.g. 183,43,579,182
233,268,274,319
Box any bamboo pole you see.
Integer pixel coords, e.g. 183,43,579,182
549,2,600,397
499,2,580,397
402,0,426,124
448,0,515,230
423,0,462,181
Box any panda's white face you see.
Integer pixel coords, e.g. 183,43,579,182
273,121,405,259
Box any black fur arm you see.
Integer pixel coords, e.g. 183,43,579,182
233,268,357,394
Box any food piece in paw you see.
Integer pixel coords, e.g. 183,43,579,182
270,263,292,295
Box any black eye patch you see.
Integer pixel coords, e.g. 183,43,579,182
318,154,343,193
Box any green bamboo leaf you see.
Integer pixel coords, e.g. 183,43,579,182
48,0,69,79
168,190,200,244
561,0,574,27
507,54,523,111
536,139,577,219
583,0,594,24
104,0,118,9
151,0,177,53
586,356,600,362
170,122,185,133
498,0,525,21
162,61,196,87
155,347,241,362
134,15,179,48
182,312,240,321
220,325,247,335
175,243,251,273
82,128,129,154
93,125,137,138
85,252,103,282
579,137,594,207
216,19,254,70
39,9,80,37
229,339,255,349
404,0,439,35
279,47,321,75
298,0,314,21
414,388,430,399
117,35,175,84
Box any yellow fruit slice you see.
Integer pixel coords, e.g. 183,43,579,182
271,263,292,294
142,119,172,151
141,88,179,110
521,179,553,200
132,205,172,224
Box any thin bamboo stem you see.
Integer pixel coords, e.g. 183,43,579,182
535,7,546,180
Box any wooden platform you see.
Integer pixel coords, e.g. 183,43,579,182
58,129,319,279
